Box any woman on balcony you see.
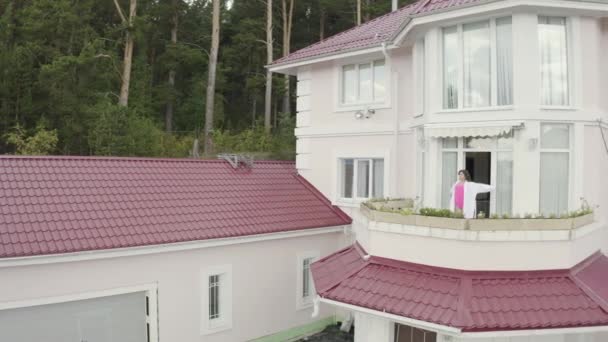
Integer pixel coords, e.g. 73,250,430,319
450,169,495,219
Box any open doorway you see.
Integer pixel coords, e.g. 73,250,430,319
465,152,491,217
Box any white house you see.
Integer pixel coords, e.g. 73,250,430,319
270,0,608,341
0,156,352,341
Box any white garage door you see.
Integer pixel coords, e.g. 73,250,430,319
0,292,148,342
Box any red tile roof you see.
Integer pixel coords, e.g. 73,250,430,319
272,0,485,66
0,156,351,259
312,245,608,332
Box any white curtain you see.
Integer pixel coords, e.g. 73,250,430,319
540,152,569,215
373,60,386,101
358,63,372,103
463,21,491,108
496,17,513,106
443,27,459,109
357,160,370,198
441,152,458,209
496,152,513,215
342,65,356,104
372,159,384,198
539,17,569,106
342,159,354,198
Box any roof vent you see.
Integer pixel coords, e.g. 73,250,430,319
218,154,254,169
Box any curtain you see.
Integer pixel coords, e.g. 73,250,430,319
540,152,569,215
463,21,491,108
496,17,513,106
342,65,356,104
342,159,354,198
358,63,372,103
441,152,458,209
443,26,459,109
539,17,569,106
357,160,370,198
496,152,513,215
372,159,384,198
373,60,386,101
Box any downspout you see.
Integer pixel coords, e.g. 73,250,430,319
382,42,400,199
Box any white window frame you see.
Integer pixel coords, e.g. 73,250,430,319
336,57,390,111
296,251,320,310
440,16,513,112
339,158,385,201
538,123,573,215
200,264,233,335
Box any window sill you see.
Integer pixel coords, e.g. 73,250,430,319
201,321,232,336
437,106,514,114
335,199,367,208
540,106,577,111
296,300,314,311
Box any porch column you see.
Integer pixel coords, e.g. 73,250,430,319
354,311,394,342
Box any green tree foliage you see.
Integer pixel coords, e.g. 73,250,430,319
0,0,413,159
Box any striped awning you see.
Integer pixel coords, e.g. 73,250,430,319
424,121,524,138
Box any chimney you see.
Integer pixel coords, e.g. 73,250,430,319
392,0,398,11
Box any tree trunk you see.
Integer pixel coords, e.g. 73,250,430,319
281,0,294,116
264,0,273,133
363,0,370,22
165,0,178,133
356,0,361,25
319,7,325,40
204,0,220,155
115,0,137,107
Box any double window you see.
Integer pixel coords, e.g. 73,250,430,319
539,124,571,215
341,158,384,200
341,60,386,105
443,17,513,110
539,17,569,106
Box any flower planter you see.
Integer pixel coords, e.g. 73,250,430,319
572,213,594,229
415,215,468,230
468,213,594,231
373,211,417,225
367,199,413,211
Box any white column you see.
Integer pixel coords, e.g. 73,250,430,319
512,13,540,113
425,28,441,117
512,121,540,216
354,312,394,342
296,67,313,172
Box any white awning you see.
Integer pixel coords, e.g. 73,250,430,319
424,121,524,138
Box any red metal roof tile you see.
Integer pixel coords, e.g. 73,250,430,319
0,156,351,258
312,245,608,332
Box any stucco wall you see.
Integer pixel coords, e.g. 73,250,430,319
0,232,344,342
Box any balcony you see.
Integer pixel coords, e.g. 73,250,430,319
361,199,595,232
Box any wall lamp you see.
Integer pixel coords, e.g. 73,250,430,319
354,108,376,120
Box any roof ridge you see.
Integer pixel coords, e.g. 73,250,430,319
0,155,296,165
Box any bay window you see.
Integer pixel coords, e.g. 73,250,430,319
538,17,569,106
442,17,513,110
341,158,384,200
341,60,386,105
540,124,571,215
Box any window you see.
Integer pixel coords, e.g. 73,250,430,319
201,265,232,335
394,324,437,342
208,275,220,320
414,39,425,115
297,252,319,309
540,124,570,215
539,17,569,106
442,17,513,110
341,158,384,199
341,60,386,105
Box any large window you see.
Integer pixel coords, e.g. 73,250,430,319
540,124,571,215
443,17,513,110
539,17,569,106
341,60,386,105
394,324,437,342
341,158,384,199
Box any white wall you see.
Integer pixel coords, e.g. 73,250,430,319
354,312,394,342
0,232,344,342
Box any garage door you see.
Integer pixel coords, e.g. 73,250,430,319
0,292,148,342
